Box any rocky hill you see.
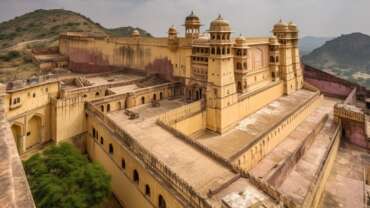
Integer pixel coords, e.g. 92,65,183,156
302,33,370,70
0,9,151,83
299,36,333,56
302,33,370,88
0,9,151,50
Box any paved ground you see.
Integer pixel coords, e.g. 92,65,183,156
194,89,317,159
107,99,238,196
320,143,370,208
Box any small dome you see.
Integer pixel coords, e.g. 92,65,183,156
235,34,246,44
209,14,231,32
185,11,201,27
186,11,200,21
273,19,289,32
269,35,280,45
168,25,177,34
288,21,298,31
131,29,140,37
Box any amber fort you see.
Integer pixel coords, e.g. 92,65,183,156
1,11,370,208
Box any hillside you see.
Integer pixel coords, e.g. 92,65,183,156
0,9,151,83
302,33,370,88
0,9,151,50
299,36,333,56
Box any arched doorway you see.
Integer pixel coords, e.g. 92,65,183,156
11,124,22,153
158,195,166,208
26,115,42,149
153,93,157,101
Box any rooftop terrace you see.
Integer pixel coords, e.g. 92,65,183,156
194,89,317,160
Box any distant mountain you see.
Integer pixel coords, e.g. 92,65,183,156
302,33,370,88
299,36,333,56
0,9,152,50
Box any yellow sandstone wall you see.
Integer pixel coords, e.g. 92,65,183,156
59,35,192,80
86,115,185,208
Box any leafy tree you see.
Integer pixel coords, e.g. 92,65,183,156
24,143,111,208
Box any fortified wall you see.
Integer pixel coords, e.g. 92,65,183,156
59,32,192,81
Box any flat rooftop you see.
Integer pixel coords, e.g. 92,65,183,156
320,143,370,208
194,89,317,160
106,99,238,196
85,73,144,86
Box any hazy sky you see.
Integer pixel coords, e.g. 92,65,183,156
1,0,369,37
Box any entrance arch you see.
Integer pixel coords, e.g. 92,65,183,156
26,115,42,149
11,123,22,153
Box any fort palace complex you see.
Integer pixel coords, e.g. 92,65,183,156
1,12,370,208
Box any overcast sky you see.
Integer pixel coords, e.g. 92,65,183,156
1,0,369,37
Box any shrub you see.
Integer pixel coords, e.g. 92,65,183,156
0,51,21,61
24,143,111,208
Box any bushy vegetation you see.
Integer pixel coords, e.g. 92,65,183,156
0,51,21,61
23,143,111,208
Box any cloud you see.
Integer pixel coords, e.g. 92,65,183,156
1,0,369,37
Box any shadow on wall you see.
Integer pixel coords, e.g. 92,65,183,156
145,58,175,82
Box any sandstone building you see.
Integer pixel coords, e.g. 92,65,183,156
1,12,370,208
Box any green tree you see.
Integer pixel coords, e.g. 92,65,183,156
24,143,111,208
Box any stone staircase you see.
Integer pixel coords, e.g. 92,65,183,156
250,98,342,208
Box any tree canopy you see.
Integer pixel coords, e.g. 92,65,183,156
24,143,111,208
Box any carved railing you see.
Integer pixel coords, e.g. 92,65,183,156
86,102,212,208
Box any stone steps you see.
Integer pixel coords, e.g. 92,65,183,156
276,115,339,205
250,104,331,186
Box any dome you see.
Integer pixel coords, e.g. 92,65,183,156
185,11,200,21
209,14,231,32
168,25,177,34
288,21,298,31
131,29,140,37
185,11,201,27
235,35,246,44
269,35,280,45
273,19,289,32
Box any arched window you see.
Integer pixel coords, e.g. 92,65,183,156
100,137,104,144
153,94,157,101
109,144,114,154
107,104,111,112
159,92,163,100
158,195,166,208
237,81,242,91
227,48,230,54
217,47,221,55
236,62,242,70
121,158,126,169
92,128,96,138
243,62,247,69
100,137,104,145
141,96,145,104
95,92,100,97
276,56,279,62
145,184,151,196
133,170,139,184
270,56,275,63
222,48,225,55
101,105,104,112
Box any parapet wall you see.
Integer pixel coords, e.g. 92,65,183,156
303,64,370,100
0,84,35,208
